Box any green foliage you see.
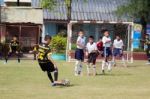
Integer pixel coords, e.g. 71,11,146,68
116,0,150,19
40,0,57,10
133,48,145,52
51,35,67,53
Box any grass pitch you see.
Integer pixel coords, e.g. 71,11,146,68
0,60,150,99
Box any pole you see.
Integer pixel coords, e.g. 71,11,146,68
17,0,20,6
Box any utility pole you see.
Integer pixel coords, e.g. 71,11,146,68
17,0,20,6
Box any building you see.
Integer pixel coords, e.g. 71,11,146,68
32,0,132,47
0,0,43,51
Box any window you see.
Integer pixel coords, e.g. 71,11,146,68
4,0,31,6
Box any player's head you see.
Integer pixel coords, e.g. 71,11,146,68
102,29,109,37
78,30,84,37
116,35,120,40
88,36,94,43
13,35,18,41
145,34,149,39
44,35,52,44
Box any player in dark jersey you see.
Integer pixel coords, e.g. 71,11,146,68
6,35,20,63
141,34,150,64
37,35,70,86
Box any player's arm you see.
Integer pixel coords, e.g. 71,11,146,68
85,44,88,56
9,42,12,53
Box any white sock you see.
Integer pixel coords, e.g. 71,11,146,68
93,65,96,75
75,60,80,74
87,64,90,75
78,61,82,74
122,57,126,66
102,61,106,70
108,61,112,71
112,57,115,65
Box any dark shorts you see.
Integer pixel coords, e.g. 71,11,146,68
102,47,112,57
38,59,55,72
146,48,150,59
113,48,123,57
75,48,84,61
87,52,97,64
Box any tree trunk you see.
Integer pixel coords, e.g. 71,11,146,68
17,0,20,6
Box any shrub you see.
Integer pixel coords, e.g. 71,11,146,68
51,35,67,53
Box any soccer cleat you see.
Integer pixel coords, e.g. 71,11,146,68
51,83,56,87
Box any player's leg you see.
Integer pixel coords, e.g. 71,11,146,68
146,48,150,64
107,49,113,71
78,49,84,75
74,60,80,76
87,53,91,76
54,68,58,81
108,56,112,71
47,71,54,83
92,53,97,76
101,57,107,74
16,52,20,63
120,50,127,67
112,48,117,66
74,49,80,76
101,47,107,74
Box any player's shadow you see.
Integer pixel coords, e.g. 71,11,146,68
96,73,132,76
55,84,77,88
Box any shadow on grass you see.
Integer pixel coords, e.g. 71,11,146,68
55,84,78,88
96,73,132,76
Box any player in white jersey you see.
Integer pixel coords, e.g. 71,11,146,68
74,31,86,76
113,35,126,67
86,36,98,76
101,29,113,74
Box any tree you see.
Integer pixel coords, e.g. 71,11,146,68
116,0,150,33
40,0,72,21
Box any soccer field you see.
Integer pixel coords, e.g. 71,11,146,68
0,60,150,99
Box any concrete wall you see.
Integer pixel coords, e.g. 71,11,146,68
1,7,43,24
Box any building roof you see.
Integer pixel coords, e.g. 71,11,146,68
31,0,131,22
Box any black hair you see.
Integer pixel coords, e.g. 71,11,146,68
101,29,108,34
99,36,102,39
116,35,120,37
13,35,18,38
44,35,52,41
89,35,94,39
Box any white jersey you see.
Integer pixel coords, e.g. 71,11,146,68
86,42,97,53
76,36,86,49
113,39,124,49
102,36,112,47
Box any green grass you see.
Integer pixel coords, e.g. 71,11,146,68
0,60,150,99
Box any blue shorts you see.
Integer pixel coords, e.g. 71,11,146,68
102,47,112,57
113,48,123,57
75,48,84,61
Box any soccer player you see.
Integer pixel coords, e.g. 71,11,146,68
74,31,86,76
37,35,69,86
97,37,103,56
6,35,20,63
101,29,113,74
142,34,150,64
86,36,98,76
112,35,126,67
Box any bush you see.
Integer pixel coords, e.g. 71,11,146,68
133,48,145,52
51,35,67,53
